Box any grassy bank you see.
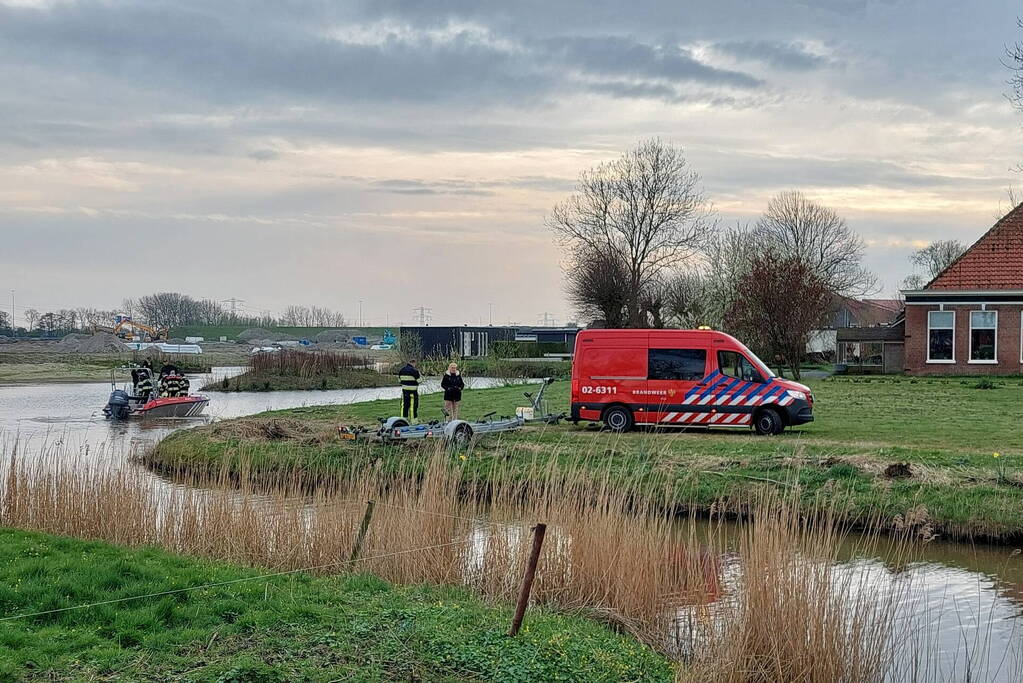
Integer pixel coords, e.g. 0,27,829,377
0,529,670,681
149,376,1023,541
204,368,394,392
205,349,393,392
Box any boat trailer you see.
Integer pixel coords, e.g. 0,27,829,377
339,378,563,445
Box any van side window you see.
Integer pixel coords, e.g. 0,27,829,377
648,349,706,381
718,350,763,383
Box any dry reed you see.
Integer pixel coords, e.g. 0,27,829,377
250,349,368,377
0,438,923,680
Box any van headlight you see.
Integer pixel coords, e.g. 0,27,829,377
786,390,807,401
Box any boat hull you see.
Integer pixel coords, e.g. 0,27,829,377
134,396,209,418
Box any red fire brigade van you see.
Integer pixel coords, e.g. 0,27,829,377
570,329,813,435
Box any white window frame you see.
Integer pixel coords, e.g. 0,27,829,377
926,310,956,364
968,310,998,364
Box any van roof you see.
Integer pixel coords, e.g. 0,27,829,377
576,328,742,344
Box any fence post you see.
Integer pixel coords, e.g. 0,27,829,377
348,500,375,566
508,523,547,637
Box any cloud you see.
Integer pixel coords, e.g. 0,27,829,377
541,35,762,89
712,40,833,70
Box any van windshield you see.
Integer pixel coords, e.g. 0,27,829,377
736,342,775,379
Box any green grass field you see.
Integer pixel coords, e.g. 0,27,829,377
150,376,1023,541
0,528,672,681
169,325,388,341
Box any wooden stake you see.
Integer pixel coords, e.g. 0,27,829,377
508,523,547,637
348,500,375,565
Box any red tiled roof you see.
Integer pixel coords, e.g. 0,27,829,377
927,202,1023,290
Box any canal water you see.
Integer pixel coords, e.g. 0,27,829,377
0,368,516,452
1,371,1022,680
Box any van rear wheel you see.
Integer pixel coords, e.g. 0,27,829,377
602,405,634,433
753,408,783,436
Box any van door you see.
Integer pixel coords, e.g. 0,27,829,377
645,347,708,425
575,334,648,420
713,349,768,427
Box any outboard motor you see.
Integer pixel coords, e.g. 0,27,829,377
103,389,132,420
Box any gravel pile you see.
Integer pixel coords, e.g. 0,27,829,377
56,332,130,353
314,329,355,343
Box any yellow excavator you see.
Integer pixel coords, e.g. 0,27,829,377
113,319,168,342
93,316,168,342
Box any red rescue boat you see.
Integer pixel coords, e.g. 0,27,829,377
133,395,210,418
102,366,209,419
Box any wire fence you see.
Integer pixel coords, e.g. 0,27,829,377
0,536,474,624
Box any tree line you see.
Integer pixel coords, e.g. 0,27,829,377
1,294,347,336
547,139,966,379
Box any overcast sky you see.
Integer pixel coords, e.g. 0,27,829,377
1,0,1021,326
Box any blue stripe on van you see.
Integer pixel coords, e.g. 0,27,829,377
695,373,729,401
683,371,720,400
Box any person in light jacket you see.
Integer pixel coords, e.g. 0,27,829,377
441,362,465,420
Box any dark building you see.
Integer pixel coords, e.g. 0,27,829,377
514,327,581,348
836,319,905,374
400,326,516,359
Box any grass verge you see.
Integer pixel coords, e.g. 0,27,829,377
0,528,673,681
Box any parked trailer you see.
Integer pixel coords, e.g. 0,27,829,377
338,378,564,445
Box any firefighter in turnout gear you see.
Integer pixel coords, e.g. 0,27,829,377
135,368,154,402
397,359,422,422
179,375,190,396
161,373,182,397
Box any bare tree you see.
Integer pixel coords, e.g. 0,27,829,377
725,253,832,380
900,273,927,291
1008,19,1023,171
701,222,759,329
548,138,713,327
0,311,10,332
753,191,875,296
660,269,714,329
911,240,966,280
565,248,630,327
24,308,39,332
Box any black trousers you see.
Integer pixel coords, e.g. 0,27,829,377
401,389,419,421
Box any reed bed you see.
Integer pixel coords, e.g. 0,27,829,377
0,438,923,681
250,349,369,377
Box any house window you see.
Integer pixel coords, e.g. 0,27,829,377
969,311,997,363
862,342,883,366
927,311,955,362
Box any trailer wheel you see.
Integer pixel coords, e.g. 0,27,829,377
450,422,474,446
602,405,634,433
753,408,783,436
391,418,410,429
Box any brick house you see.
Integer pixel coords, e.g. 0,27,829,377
904,203,1023,375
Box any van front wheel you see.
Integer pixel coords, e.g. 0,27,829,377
602,405,635,432
753,408,783,436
